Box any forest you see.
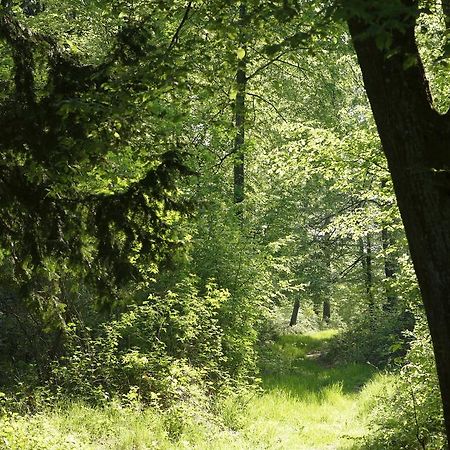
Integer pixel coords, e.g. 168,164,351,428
0,0,449,449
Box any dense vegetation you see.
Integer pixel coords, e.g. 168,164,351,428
0,0,449,448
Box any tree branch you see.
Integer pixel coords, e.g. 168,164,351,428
166,1,193,55
246,51,288,81
339,255,364,279
247,92,287,122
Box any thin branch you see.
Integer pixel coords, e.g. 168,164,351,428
251,93,256,125
276,58,309,74
215,150,235,169
246,51,288,81
166,2,193,55
339,255,364,279
308,199,364,228
247,92,287,122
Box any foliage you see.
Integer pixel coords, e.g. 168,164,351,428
0,330,388,450
363,314,446,450
0,0,447,448
0,0,193,304
325,307,415,368
42,277,257,406
325,246,420,369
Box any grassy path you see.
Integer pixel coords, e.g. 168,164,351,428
206,329,386,450
2,330,390,449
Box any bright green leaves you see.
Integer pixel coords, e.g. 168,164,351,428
236,47,246,60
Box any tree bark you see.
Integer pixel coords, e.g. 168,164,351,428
381,226,397,309
360,235,374,311
365,234,374,311
233,2,247,208
289,298,300,326
322,299,331,324
347,2,450,441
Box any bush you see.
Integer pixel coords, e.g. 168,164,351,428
363,315,446,449
46,276,258,406
325,308,414,368
0,412,78,449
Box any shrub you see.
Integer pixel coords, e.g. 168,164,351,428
47,276,258,406
325,307,414,368
363,314,446,449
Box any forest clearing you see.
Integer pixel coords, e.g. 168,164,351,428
0,0,449,449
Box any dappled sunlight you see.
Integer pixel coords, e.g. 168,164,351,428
226,330,389,450
0,0,445,447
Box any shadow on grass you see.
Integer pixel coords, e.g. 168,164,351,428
261,330,377,398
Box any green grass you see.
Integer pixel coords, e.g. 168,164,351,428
0,330,394,449
215,329,389,450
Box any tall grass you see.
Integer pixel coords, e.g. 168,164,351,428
1,330,394,449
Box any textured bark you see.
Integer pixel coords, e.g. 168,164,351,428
348,1,450,440
289,298,300,326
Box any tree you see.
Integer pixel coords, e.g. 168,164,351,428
0,1,193,302
342,0,450,440
233,2,247,208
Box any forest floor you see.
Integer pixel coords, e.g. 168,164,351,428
2,330,392,449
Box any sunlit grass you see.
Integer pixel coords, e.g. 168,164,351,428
219,329,388,450
1,330,394,449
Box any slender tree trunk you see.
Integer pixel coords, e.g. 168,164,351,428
323,244,332,323
365,234,373,310
322,299,331,324
348,4,450,440
289,298,300,326
360,235,374,311
233,2,247,208
381,226,397,309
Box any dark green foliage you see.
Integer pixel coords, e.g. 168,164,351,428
0,1,192,300
364,315,446,449
20,277,258,406
326,308,414,368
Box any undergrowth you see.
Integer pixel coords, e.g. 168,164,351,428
1,315,445,449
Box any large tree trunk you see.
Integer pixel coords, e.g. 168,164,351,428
347,2,450,440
